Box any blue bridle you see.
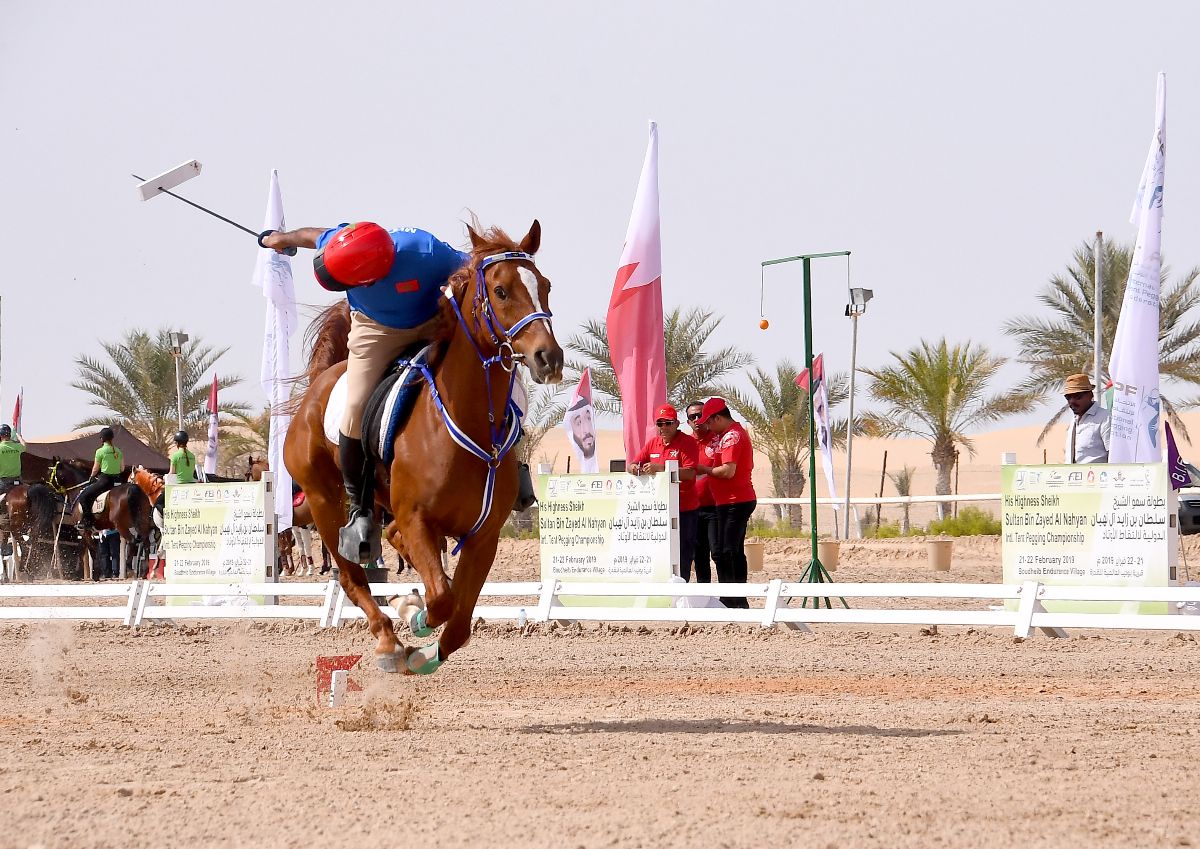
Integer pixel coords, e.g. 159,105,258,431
423,250,553,553
474,251,554,348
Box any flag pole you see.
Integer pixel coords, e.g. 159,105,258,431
761,250,850,607
1094,230,1103,403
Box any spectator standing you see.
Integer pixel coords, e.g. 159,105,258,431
686,401,716,583
630,405,700,581
1062,373,1111,464
695,398,757,609
96,528,121,580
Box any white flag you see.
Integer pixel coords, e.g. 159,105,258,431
1108,73,1165,463
252,170,297,531
795,355,838,501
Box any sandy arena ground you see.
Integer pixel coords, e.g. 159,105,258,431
3,537,1200,848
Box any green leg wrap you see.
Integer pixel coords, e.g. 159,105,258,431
408,607,433,638
406,643,442,675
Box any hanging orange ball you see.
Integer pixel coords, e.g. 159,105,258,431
759,318,770,330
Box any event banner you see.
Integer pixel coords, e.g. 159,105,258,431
537,469,678,607
1001,463,1170,614
162,480,271,602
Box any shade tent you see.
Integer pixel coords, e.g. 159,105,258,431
24,425,171,473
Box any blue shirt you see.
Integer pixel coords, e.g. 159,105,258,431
316,225,468,330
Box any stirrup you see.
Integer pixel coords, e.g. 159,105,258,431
338,511,381,564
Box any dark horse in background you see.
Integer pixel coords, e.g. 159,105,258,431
3,458,94,578
27,462,157,579
285,220,562,674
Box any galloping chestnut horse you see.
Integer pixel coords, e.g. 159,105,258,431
285,220,563,673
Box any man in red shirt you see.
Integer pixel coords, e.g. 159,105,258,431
630,404,701,581
695,397,757,609
686,400,716,584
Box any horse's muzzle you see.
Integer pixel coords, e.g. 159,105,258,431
529,345,564,385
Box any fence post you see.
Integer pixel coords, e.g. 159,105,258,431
536,580,559,623
761,579,784,628
318,579,339,628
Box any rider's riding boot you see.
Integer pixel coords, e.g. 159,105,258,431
514,462,537,513
337,434,381,564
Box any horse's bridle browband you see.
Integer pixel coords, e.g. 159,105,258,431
473,251,554,351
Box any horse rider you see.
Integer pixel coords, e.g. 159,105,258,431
0,424,25,496
78,427,124,530
169,431,198,483
263,223,467,563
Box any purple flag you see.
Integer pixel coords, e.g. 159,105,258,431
1165,421,1189,490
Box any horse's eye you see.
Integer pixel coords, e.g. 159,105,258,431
493,286,507,300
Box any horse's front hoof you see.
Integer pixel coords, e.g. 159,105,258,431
403,643,442,676
374,649,406,674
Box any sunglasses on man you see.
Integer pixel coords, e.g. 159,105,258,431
686,412,702,421
655,419,676,427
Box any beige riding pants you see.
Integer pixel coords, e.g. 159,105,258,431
341,310,443,439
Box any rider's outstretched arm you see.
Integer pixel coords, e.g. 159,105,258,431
262,228,327,253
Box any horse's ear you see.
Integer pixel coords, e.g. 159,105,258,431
467,224,486,252
519,219,541,255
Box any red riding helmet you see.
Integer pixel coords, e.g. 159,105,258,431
313,222,396,290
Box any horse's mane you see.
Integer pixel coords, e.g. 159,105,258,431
290,301,353,408
289,222,525,411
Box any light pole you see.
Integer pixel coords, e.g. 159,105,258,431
843,287,873,539
168,331,189,432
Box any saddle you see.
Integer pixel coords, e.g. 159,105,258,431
322,343,437,466
91,488,114,515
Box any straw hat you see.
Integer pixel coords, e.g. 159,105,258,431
1062,373,1095,395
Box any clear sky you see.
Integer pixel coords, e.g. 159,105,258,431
2,0,1199,437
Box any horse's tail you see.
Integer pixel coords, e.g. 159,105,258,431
25,484,59,538
125,485,147,539
286,301,352,413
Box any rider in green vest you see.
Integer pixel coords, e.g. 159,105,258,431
169,431,197,483
79,427,124,529
0,424,25,494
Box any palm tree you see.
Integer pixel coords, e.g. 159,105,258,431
565,306,754,413
73,328,249,453
221,406,272,476
888,465,917,534
719,360,850,528
1004,238,1200,441
862,338,1036,519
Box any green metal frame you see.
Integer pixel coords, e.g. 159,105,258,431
761,251,851,609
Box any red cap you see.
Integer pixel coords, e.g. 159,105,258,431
655,404,678,422
696,397,729,425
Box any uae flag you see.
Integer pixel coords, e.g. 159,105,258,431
607,122,667,462
11,387,21,433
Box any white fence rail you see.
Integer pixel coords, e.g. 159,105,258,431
758,493,1001,507
3,580,1200,638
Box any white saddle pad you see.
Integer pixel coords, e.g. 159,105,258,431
323,374,350,446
